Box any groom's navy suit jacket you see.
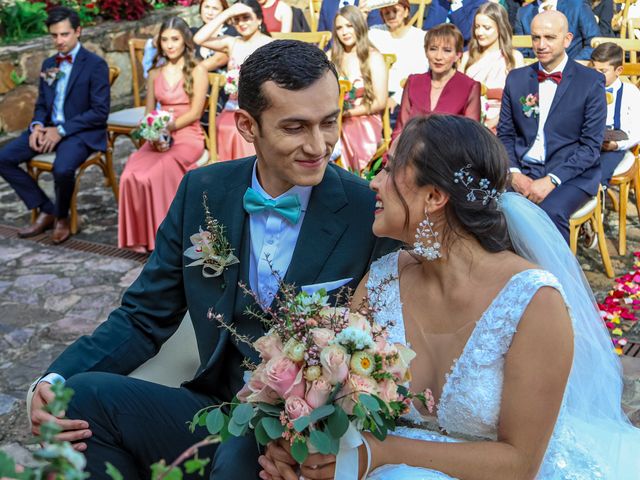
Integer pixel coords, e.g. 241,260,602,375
514,0,600,60
47,158,396,398
33,46,110,151
497,60,606,196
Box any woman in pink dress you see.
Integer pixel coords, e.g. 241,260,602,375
459,2,524,132
393,24,481,142
118,17,208,252
194,0,272,162
331,6,388,173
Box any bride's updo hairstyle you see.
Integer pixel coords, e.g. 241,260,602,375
390,114,512,253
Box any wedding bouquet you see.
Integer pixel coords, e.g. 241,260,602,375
132,109,173,146
194,280,433,470
224,68,240,96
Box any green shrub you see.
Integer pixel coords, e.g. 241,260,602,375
0,1,48,44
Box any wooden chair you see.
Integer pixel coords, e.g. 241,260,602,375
334,79,352,169
408,0,431,29
607,150,639,255
308,0,322,32
27,66,121,235
569,185,615,278
612,0,634,37
381,53,397,149
512,35,533,49
106,38,148,166
199,73,225,165
591,37,640,63
271,31,332,50
628,17,640,40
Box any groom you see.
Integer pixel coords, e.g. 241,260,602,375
28,41,395,479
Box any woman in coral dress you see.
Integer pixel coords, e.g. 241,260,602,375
118,17,207,252
459,2,523,132
331,6,388,173
194,0,272,162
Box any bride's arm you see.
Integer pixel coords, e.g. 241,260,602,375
300,286,574,480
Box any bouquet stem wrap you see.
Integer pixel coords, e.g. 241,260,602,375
335,423,364,480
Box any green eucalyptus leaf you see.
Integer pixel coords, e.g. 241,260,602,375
254,418,271,445
308,404,335,422
227,417,248,437
353,403,366,419
184,458,210,475
326,406,349,438
359,394,380,412
232,403,255,425
262,416,285,440
293,415,311,432
309,430,332,455
257,403,282,415
105,462,124,480
206,408,226,435
290,438,309,464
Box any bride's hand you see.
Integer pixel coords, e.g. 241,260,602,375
300,453,336,480
259,439,298,480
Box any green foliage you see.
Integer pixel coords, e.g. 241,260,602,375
49,0,100,26
0,1,48,44
105,462,124,480
362,156,384,181
10,69,26,86
290,438,308,464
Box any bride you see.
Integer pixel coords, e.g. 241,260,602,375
259,114,640,479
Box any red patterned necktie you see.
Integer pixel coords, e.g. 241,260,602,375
56,54,73,66
537,70,562,84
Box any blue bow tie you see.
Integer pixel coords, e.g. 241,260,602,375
243,187,302,224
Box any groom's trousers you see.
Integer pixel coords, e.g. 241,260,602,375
65,372,261,479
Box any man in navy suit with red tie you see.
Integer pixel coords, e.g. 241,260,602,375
498,10,606,242
0,7,109,244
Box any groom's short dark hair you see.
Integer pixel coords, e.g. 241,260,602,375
238,40,339,124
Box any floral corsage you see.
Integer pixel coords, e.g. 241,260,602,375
520,93,540,118
184,192,239,278
40,67,64,87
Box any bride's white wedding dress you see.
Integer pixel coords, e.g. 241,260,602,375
364,250,616,479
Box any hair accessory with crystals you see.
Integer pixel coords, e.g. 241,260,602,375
453,164,501,205
413,209,441,261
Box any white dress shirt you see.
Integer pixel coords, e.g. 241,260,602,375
606,78,640,152
248,162,312,308
520,54,568,185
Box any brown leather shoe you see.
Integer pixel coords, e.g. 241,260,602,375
17,212,55,238
52,218,71,245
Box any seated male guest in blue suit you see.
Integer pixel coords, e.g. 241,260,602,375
498,10,606,242
318,0,382,32
515,0,600,59
28,41,396,479
0,7,109,244
423,0,487,43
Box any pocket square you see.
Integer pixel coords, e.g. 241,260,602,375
301,278,353,295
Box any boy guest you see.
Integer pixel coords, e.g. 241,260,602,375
0,7,109,244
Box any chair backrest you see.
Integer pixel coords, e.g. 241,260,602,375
129,38,150,108
629,17,640,40
271,31,332,50
382,53,396,147
408,0,431,29
612,0,633,37
204,73,225,164
308,0,322,32
591,37,640,62
512,35,533,49
108,66,121,86
621,62,640,85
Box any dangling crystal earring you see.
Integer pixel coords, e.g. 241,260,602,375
413,210,441,261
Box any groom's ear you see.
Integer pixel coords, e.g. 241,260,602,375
424,185,449,214
235,109,259,144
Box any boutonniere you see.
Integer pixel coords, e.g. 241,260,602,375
520,93,540,118
40,67,64,87
184,192,239,278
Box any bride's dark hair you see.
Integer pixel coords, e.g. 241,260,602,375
389,114,512,253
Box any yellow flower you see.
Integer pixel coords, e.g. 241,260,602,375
304,366,322,381
283,338,306,362
612,328,623,336
350,351,375,376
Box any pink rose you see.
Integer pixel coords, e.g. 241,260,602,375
337,374,378,414
310,328,334,349
305,377,332,409
320,344,350,385
386,344,416,383
377,378,399,404
348,312,371,333
265,355,304,399
146,116,153,126
239,365,280,405
284,396,312,420
254,333,283,361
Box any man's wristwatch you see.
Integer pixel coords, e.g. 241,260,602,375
56,125,66,137
548,175,560,187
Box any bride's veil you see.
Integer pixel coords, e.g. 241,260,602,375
498,192,640,476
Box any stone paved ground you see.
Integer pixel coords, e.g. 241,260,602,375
0,137,639,463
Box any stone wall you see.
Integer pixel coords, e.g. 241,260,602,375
0,5,199,145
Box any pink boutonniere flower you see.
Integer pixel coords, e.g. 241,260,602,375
40,67,64,87
519,93,540,118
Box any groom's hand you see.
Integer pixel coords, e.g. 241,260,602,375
260,439,298,480
300,453,336,480
31,382,92,451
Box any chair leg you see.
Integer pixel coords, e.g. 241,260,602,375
70,165,90,235
595,201,615,278
618,181,630,255
607,187,619,212
104,149,119,201
569,221,580,255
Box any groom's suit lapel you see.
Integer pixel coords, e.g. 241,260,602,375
283,165,348,287
548,59,575,118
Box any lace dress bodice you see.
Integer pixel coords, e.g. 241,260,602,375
366,251,608,479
